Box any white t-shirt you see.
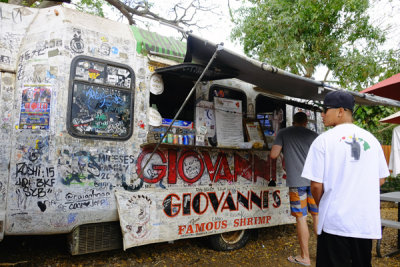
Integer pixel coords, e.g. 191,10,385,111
301,123,389,239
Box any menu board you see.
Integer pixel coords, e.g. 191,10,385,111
244,119,266,143
214,97,243,147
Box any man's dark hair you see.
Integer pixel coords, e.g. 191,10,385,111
293,112,307,124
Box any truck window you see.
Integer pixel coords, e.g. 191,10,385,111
67,56,135,140
255,94,286,137
292,107,318,132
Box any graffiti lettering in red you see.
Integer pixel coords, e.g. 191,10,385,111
136,149,276,185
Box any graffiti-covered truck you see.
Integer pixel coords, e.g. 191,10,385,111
1,2,398,255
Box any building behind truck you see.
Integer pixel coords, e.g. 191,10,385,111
1,2,398,255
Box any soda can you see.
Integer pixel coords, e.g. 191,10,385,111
178,134,183,144
167,133,173,144
173,134,178,144
160,133,167,143
183,135,189,145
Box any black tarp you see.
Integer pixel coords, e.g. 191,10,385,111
177,33,400,107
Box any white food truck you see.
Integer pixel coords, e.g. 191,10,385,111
0,2,398,255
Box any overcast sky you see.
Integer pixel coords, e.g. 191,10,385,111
149,0,400,81
130,0,400,51
71,0,400,80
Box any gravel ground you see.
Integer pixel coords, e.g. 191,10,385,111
0,203,399,267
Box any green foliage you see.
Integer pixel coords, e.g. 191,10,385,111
231,0,397,87
353,105,398,144
232,0,400,144
74,0,107,17
381,176,400,192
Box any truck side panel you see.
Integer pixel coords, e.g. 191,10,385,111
0,3,294,251
1,3,143,235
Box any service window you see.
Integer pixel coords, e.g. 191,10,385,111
150,75,195,122
67,56,134,140
255,94,286,137
293,107,318,132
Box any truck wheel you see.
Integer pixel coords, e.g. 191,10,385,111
207,230,252,251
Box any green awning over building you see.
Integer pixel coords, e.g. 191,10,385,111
130,26,186,59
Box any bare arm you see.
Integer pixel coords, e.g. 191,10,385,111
380,178,386,186
310,181,324,207
270,145,282,159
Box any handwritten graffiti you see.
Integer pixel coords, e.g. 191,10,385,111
136,149,277,185
64,190,111,210
0,7,23,23
16,163,55,177
0,32,23,54
15,39,62,82
85,86,124,108
59,150,134,187
97,153,134,172
37,199,57,212
60,151,100,185
15,162,55,199
70,83,131,138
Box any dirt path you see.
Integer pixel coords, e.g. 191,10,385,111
0,205,399,266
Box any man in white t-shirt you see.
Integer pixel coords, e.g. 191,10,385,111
301,91,389,267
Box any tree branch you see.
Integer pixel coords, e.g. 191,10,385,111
104,0,213,33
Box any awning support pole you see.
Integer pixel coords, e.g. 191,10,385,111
137,43,224,181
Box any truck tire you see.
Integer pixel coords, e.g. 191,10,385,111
207,230,252,251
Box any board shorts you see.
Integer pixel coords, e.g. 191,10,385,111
289,186,318,218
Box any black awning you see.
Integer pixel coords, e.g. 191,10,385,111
155,63,238,81
182,33,400,107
